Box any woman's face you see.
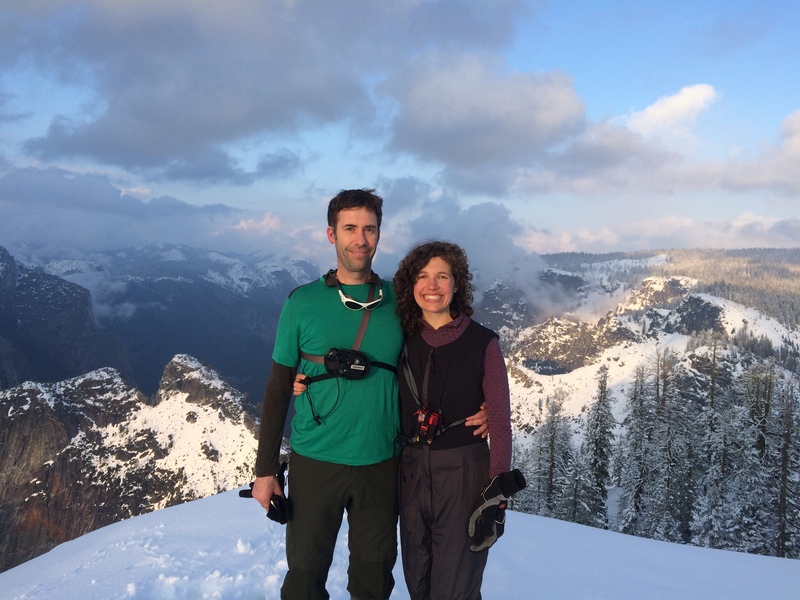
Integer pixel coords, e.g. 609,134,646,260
413,256,456,322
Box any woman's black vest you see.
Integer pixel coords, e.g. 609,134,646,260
399,319,497,450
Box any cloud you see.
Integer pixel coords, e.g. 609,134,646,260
379,79,716,198
780,110,800,158
387,192,545,297
625,84,719,141
720,110,800,195
378,176,432,209
6,1,528,185
0,89,28,125
230,213,284,234
381,53,585,171
0,167,256,256
511,96,800,198
515,212,800,254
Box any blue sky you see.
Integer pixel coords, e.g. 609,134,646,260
1,1,799,276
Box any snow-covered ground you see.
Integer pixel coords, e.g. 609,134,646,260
1,486,797,600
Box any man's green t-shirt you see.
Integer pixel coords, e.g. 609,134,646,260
272,275,403,466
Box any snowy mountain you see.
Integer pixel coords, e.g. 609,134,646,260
0,485,798,600
0,354,257,572
0,245,129,389
502,270,800,431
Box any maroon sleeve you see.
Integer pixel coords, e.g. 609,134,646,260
482,337,512,478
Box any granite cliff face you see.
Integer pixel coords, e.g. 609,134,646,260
0,355,257,572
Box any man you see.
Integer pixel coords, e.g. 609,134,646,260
253,188,402,600
253,189,487,599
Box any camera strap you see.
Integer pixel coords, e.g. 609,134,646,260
399,342,466,446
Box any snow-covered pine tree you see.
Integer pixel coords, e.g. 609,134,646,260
557,449,595,526
719,364,778,555
775,379,800,558
582,365,616,529
691,339,731,549
523,390,575,518
642,350,696,543
615,365,653,536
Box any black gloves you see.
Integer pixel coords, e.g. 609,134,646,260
239,461,289,524
467,468,526,552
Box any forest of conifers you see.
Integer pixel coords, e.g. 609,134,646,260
513,248,800,559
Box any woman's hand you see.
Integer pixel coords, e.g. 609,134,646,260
293,373,309,396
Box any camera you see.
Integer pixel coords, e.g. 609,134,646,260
413,406,440,445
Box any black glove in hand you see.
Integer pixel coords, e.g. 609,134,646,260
266,461,289,524
238,461,289,525
467,468,526,552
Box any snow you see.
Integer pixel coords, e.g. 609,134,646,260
507,285,800,438
699,292,800,347
161,248,188,262
95,385,256,497
1,486,797,600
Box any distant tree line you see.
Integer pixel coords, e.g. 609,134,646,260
512,349,800,559
543,248,800,331
654,248,800,331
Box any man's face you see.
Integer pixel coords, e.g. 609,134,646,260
327,207,380,282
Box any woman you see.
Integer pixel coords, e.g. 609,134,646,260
393,240,511,600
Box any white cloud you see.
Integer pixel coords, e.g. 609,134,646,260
779,109,800,159
625,84,719,141
718,110,800,195
230,212,284,234
514,211,800,255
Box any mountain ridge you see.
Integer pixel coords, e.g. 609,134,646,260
0,354,258,572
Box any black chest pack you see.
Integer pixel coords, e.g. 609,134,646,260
304,344,395,384
323,347,370,379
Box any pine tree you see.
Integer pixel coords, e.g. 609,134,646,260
643,350,695,543
558,449,595,526
583,365,616,528
775,382,798,557
522,390,575,518
616,365,653,536
617,351,698,543
719,365,777,555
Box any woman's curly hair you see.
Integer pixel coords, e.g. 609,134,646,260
393,240,474,336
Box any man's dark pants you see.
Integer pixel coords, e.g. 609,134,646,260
281,452,399,600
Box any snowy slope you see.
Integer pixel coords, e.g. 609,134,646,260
506,278,800,433
1,487,797,600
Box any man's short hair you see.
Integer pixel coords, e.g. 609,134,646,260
327,189,383,229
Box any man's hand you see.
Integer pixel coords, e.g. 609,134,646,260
466,402,489,439
252,475,283,512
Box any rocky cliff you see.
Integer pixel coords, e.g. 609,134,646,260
0,246,130,390
0,354,257,572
